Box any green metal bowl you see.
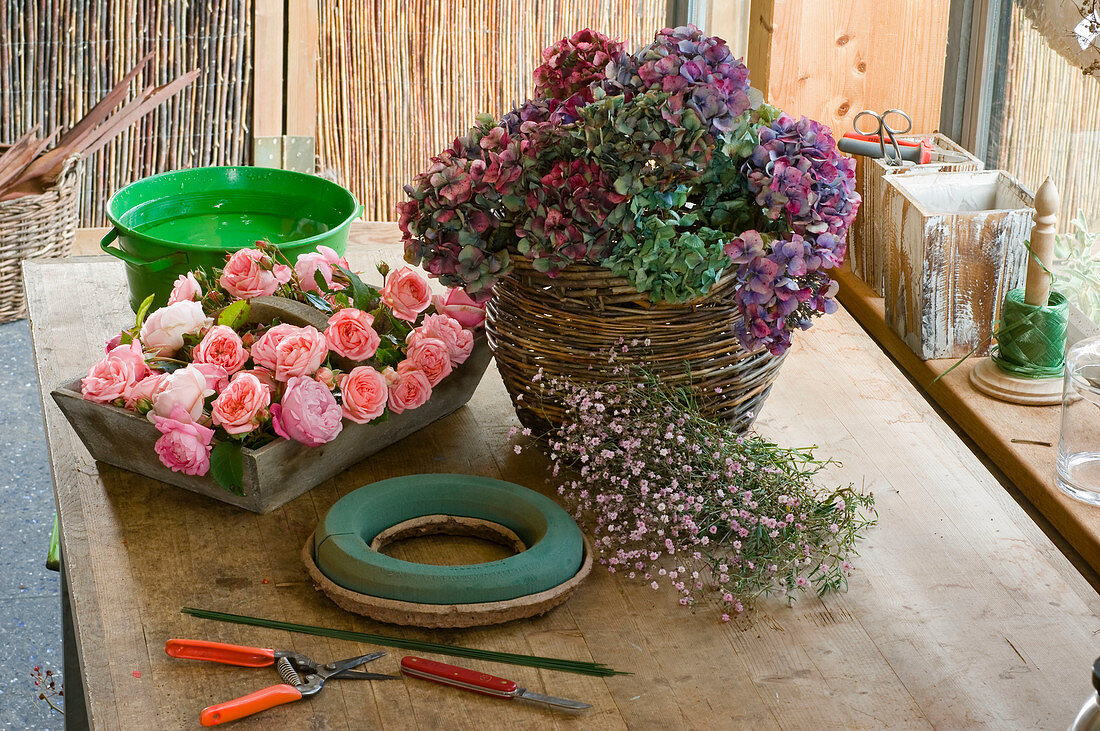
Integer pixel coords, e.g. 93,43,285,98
101,166,361,311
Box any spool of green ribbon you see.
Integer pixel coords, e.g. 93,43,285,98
990,287,1069,379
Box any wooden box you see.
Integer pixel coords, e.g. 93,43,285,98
881,170,1033,360
848,133,984,295
52,338,493,514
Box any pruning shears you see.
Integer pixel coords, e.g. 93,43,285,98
166,639,399,726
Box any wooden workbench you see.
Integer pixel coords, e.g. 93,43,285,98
26,223,1100,729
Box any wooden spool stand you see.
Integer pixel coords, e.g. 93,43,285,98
970,177,1064,405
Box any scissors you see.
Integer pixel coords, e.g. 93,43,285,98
852,109,913,166
166,639,399,726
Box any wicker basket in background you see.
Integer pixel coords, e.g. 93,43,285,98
0,156,83,323
486,257,787,434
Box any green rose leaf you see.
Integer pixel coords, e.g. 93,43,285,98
210,441,245,496
217,299,252,330
134,293,156,331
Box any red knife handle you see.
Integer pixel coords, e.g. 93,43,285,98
200,684,303,726
401,656,518,698
165,639,276,667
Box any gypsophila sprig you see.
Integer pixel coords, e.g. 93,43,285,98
515,349,875,620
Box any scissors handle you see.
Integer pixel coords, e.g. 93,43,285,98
165,639,275,668
200,684,303,726
879,108,913,135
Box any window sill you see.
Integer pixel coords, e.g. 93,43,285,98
834,264,1100,575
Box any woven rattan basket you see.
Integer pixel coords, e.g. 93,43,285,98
0,155,82,323
486,257,787,434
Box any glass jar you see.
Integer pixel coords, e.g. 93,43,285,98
1057,336,1100,505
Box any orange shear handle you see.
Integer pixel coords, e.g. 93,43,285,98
200,683,303,726
165,639,276,667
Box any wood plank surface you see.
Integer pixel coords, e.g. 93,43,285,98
752,0,949,136
836,263,1100,592
25,223,1100,729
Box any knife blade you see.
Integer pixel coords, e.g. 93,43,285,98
400,656,592,710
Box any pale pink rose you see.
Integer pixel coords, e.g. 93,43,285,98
81,346,147,404
295,246,349,293
211,373,271,435
125,372,166,410
382,362,432,414
167,272,202,304
139,300,212,356
152,405,215,476
315,366,336,389
410,313,474,365
274,326,328,381
149,365,214,423
193,325,249,375
219,247,293,299
191,362,229,392
107,342,149,381
380,266,431,321
271,376,343,446
340,366,388,423
405,337,452,386
432,288,486,329
250,323,300,371
234,367,278,397
325,308,380,361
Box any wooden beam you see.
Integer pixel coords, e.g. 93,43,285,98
746,0,775,98
252,0,285,138
285,0,319,140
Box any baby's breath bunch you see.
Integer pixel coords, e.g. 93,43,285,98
521,347,875,620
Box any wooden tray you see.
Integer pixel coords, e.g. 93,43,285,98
52,336,493,514
301,525,594,628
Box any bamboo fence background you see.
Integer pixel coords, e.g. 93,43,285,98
0,0,253,226
316,0,668,222
1000,5,1100,231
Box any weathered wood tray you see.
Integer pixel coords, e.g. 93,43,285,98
52,336,493,514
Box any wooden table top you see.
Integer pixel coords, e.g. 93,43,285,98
26,223,1100,729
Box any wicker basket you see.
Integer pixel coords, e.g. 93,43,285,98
0,155,83,323
486,257,787,434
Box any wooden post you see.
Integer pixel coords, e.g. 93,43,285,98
285,0,319,141
747,0,775,98
252,0,285,167
1024,177,1059,307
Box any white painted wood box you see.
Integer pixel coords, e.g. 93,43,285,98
881,170,1033,360
848,134,984,295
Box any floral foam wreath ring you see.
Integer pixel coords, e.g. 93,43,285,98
309,475,588,624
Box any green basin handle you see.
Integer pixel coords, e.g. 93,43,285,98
100,227,186,273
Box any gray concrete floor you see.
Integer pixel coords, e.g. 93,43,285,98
0,319,64,728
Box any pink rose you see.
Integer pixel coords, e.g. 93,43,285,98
432,288,485,329
104,332,124,354
81,343,148,404
212,373,271,435
405,337,452,386
139,300,212,356
324,308,380,361
167,272,202,304
250,323,300,371
219,247,293,299
191,362,229,392
315,366,336,389
149,365,214,423
125,372,166,410
271,376,343,446
380,266,431,321
295,246,349,293
152,405,215,476
410,313,474,365
340,366,388,423
274,325,328,381
234,367,278,397
383,362,432,413
193,325,249,375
